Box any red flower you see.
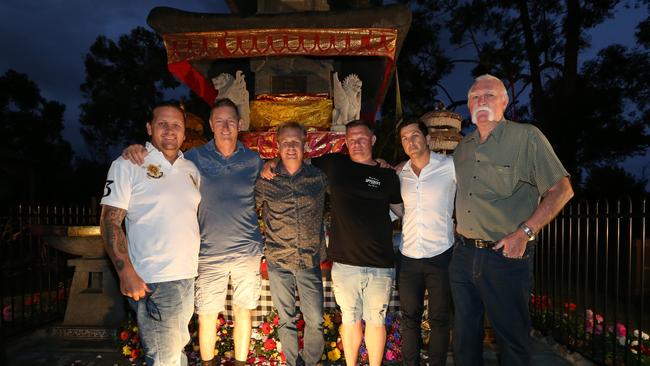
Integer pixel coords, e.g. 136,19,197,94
296,319,305,331
280,351,286,363
641,344,650,356
563,302,576,312
132,335,140,344
119,330,129,341
273,315,279,326
130,349,139,359
262,322,273,335
57,287,66,300
264,338,277,351
298,337,304,350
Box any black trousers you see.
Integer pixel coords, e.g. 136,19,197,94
397,247,453,366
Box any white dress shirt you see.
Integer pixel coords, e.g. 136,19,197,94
399,151,456,259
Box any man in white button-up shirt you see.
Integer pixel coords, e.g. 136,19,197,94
395,119,456,366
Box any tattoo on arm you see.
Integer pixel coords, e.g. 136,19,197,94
100,206,133,273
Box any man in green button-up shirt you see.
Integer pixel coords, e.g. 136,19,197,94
451,74,574,366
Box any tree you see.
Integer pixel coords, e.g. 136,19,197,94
79,27,180,162
0,69,72,204
395,0,650,195
582,165,648,200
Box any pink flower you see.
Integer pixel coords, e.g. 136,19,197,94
273,315,279,326
616,323,626,338
385,349,395,361
595,314,604,323
2,305,12,321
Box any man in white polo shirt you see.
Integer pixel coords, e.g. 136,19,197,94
394,118,456,366
100,102,201,366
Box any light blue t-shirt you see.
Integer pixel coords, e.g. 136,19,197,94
185,140,263,261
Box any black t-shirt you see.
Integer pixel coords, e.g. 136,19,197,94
313,154,402,268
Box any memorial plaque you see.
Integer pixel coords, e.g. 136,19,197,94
272,75,308,94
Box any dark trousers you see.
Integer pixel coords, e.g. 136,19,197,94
449,238,534,366
397,248,452,366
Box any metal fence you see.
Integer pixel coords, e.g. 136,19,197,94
0,204,98,336
532,197,650,365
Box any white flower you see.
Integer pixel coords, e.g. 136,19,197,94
631,340,639,354
618,336,627,346
633,329,650,340
276,341,282,352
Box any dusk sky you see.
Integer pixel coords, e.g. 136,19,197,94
1,0,648,181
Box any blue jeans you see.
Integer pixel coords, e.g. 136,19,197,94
450,238,534,366
267,261,324,366
128,278,194,366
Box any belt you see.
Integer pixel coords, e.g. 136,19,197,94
458,235,497,249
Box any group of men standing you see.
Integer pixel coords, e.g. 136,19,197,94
100,74,574,366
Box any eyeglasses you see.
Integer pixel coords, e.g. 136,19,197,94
145,294,162,321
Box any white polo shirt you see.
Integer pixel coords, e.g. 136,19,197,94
101,142,201,283
399,151,456,259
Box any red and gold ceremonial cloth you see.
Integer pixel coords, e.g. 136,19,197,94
240,131,347,159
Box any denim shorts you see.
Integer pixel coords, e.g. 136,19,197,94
194,255,261,314
128,278,194,366
331,262,394,326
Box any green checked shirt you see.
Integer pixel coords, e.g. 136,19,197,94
453,119,569,242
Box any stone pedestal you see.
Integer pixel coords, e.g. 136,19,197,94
63,258,125,328
33,225,127,339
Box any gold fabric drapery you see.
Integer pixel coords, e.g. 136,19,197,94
250,94,332,131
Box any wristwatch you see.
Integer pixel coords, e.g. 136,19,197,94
519,223,536,241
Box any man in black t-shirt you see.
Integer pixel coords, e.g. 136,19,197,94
262,120,401,366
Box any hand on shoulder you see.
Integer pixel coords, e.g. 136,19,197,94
122,144,148,165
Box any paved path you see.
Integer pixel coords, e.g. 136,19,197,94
5,326,584,366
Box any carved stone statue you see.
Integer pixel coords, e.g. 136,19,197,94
211,70,251,130
331,72,362,131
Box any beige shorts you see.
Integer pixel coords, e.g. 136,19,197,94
194,255,261,314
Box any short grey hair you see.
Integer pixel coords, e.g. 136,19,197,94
467,74,509,101
277,121,307,141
